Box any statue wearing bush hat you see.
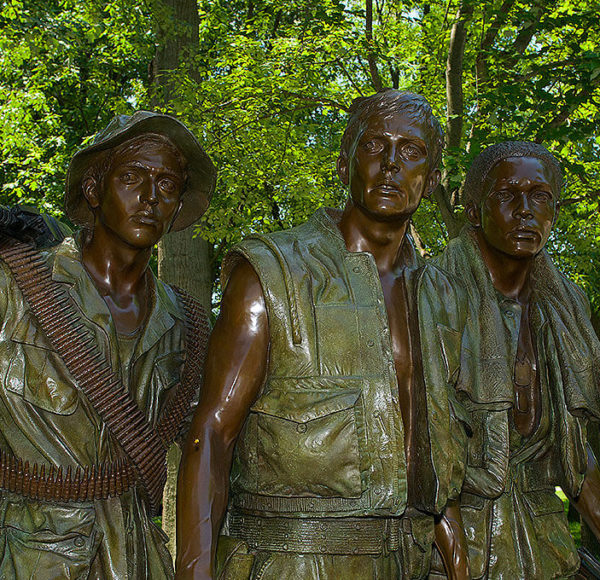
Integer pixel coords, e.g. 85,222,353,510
0,111,214,579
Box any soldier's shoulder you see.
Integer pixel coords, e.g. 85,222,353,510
419,261,467,299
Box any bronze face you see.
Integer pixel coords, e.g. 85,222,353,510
338,114,438,222
472,156,557,259
86,144,184,249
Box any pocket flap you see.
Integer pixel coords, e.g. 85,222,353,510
251,389,361,423
4,499,95,537
11,312,54,351
461,492,486,510
153,350,185,390
522,490,564,516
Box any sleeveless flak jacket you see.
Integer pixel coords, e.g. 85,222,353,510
221,209,469,520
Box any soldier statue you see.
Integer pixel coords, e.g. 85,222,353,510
176,90,471,580
433,141,600,579
0,111,214,579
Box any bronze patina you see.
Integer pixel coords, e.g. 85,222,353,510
433,141,600,579
0,111,214,579
176,90,470,580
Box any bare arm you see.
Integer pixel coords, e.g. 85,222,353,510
434,499,471,580
570,444,600,541
175,259,269,580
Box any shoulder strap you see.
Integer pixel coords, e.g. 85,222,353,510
156,286,209,445
0,235,166,513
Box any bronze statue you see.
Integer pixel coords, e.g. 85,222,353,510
0,111,214,579
176,90,470,580
432,141,600,579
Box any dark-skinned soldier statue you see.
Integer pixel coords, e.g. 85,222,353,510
0,111,214,579
176,89,471,580
431,141,600,579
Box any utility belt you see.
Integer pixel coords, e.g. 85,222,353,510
0,449,136,503
227,511,408,556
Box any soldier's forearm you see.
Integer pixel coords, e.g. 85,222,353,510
434,500,471,580
176,425,234,579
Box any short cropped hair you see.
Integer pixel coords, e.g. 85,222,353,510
462,141,563,207
340,89,445,169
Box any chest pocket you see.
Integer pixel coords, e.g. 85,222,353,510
6,312,79,415
250,387,363,498
153,350,185,391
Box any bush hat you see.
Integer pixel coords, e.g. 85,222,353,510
65,111,216,232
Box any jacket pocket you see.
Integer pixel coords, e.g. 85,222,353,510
153,350,185,391
0,497,100,579
7,312,79,415
460,492,492,580
251,388,363,498
399,513,434,579
216,536,255,580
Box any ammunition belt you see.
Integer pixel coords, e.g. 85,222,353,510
0,450,136,502
0,236,208,514
156,286,209,444
227,512,402,555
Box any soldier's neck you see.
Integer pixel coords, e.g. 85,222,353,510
81,228,152,298
474,229,532,304
338,201,411,275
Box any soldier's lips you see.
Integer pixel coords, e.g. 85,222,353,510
131,214,159,226
372,184,404,196
509,228,539,240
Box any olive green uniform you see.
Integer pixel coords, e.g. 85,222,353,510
432,229,600,580
217,208,470,580
0,236,187,579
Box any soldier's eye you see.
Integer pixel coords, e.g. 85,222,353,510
159,178,177,193
493,189,513,202
532,190,552,203
120,172,139,184
402,143,423,159
362,139,383,153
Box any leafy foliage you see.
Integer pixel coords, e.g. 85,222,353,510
1,0,599,310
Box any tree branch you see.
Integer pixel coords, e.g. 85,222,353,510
366,0,383,91
502,0,546,67
410,222,430,258
475,0,516,88
535,75,600,142
560,191,600,207
445,0,473,150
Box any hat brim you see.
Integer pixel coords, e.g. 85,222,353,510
65,112,216,232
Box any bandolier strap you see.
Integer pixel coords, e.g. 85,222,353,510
0,235,208,513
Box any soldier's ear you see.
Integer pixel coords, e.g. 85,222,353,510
466,202,481,227
337,155,349,186
424,169,441,198
82,177,100,209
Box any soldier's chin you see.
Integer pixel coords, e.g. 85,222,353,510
124,230,162,250
363,199,418,222
504,240,544,259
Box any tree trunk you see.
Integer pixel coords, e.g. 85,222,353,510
365,0,383,91
151,0,212,562
441,0,473,239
